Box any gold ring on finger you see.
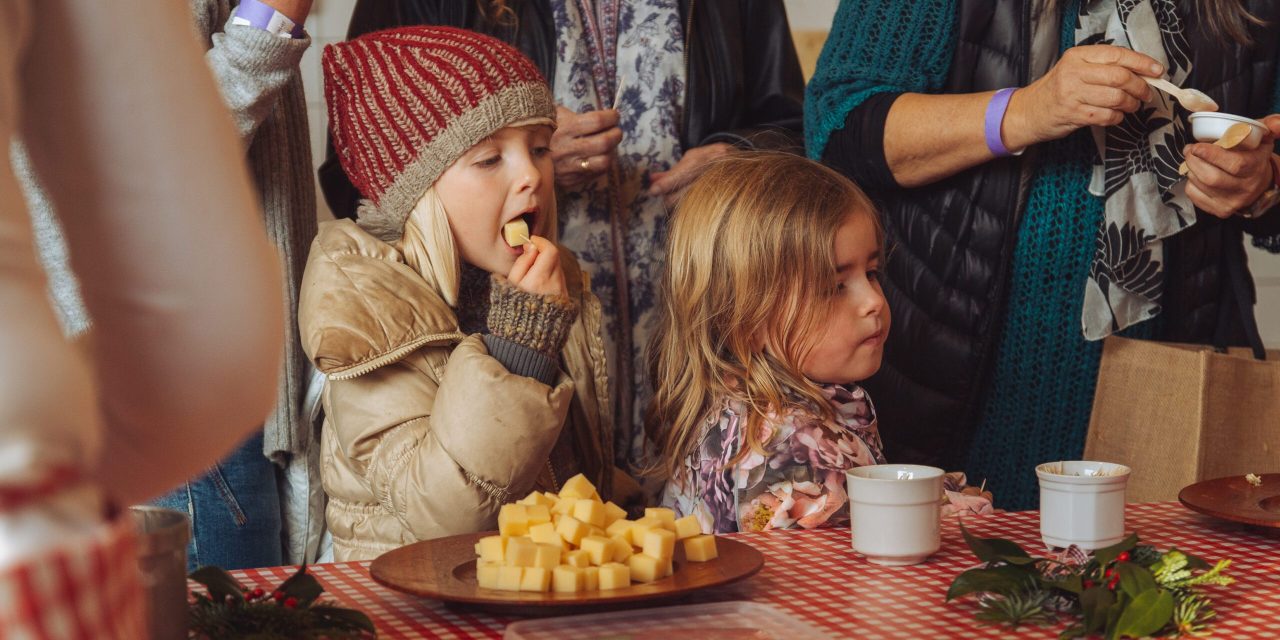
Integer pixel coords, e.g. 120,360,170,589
579,157,591,171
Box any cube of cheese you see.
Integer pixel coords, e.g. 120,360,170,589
573,499,607,527
645,507,677,531
497,566,523,591
556,515,591,546
642,528,677,561
579,535,614,565
628,553,665,583
526,504,552,526
558,473,598,500
533,543,561,570
519,566,551,592
552,565,584,593
505,536,538,567
503,218,530,247
598,562,631,590
476,562,501,590
517,491,540,506
498,504,529,537
609,536,634,562
673,514,702,540
562,549,592,569
552,495,577,516
605,519,635,539
583,566,599,591
683,534,719,562
602,501,628,527
475,535,506,564
529,522,560,547
627,517,664,545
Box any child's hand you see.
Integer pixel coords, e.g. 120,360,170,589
507,236,568,299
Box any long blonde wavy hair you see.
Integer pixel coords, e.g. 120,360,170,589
645,151,881,479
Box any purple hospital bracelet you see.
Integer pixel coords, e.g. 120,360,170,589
233,0,305,39
984,87,1023,158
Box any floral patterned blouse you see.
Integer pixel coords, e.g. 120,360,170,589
661,384,886,534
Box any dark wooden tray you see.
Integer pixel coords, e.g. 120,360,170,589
1179,473,1280,528
369,530,764,615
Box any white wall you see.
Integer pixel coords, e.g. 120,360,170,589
300,0,1277,347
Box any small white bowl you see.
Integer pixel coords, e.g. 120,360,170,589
1187,112,1266,147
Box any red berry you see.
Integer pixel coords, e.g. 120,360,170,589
1117,551,1130,562
272,590,285,601
251,588,264,599
283,597,298,609
1108,577,1119,590
1083,579,1095,589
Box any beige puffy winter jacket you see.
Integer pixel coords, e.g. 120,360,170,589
299,220,639,561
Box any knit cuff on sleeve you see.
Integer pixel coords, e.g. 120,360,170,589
821,91,902,193
219,17,311,72
481,334,561,385
486,276,579,359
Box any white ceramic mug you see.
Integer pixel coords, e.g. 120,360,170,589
1037,461,1130,551
846,464,943,566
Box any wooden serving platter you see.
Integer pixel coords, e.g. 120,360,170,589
1179,473,1280,529
369,530,764,615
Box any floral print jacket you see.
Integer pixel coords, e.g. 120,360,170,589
661,384,886,534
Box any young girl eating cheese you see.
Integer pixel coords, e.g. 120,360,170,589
299,26,637,561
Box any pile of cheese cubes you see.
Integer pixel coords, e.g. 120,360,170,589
474,473,718,593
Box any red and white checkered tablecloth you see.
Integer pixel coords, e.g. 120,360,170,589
223,502,1280,639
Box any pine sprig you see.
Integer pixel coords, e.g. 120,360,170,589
973,589,1057,629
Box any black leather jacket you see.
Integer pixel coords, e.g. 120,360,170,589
318,0,806,220
822,0,1280,470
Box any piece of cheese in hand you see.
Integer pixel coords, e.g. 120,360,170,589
503,219,530,247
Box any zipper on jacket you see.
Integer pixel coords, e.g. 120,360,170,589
327,331,465,381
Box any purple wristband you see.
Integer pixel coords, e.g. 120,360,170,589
984,88,1022,158
234,0,305,38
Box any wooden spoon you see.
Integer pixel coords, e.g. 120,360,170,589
1178,122,1253,175
1143,76,1218,112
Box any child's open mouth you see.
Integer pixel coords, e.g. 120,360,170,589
502,209,540,251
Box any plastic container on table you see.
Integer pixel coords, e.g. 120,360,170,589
502,601,832,640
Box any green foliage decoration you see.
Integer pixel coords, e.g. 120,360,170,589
946,525,1233,639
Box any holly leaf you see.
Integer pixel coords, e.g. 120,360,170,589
1080,586,1115,634
278,565,324,606
1115,561,1157,600
961,523,1033,564
1059,623,1087,640
310,605,377,633
1092,533,1139,567
1112,588,1174,639
947,565,1036,601
188,566,245,604
1042,573,1084,596
1174,549,1211,570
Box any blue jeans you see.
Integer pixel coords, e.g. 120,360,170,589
153,431,283,571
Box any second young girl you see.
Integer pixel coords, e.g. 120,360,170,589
653,152,894,533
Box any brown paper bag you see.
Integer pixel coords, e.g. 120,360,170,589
1084,336,1280,503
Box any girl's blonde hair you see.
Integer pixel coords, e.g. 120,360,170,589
646,151,881,479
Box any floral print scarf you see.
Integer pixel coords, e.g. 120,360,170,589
551,0,686,473
661,384,886,534
1076,0,1197,339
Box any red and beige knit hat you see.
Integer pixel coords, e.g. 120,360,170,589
322,26,556,242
